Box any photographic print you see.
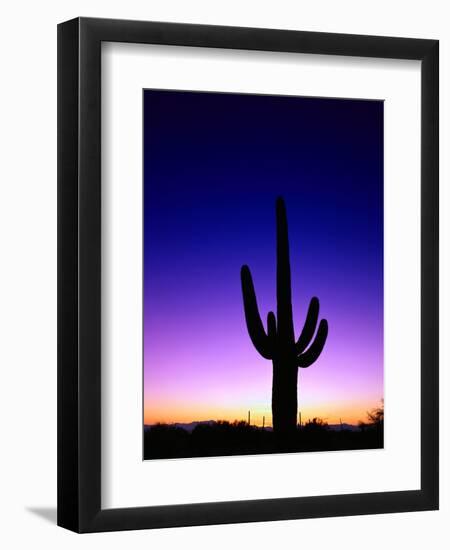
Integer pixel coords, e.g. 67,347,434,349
143,89,384,460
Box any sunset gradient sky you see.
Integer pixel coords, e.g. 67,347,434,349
143,90,383,427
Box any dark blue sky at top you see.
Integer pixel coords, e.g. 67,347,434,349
143,90,384,403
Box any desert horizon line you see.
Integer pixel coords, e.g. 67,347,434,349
144,406,383,427
144,418,364,427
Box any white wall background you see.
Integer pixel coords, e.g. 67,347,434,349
0,1,447,548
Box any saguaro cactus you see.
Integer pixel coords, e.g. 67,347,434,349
241,197,328,436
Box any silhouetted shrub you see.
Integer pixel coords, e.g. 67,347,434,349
303,417,329,432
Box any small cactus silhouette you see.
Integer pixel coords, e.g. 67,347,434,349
241,197,328,436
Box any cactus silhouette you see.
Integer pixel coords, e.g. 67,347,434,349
241,197,328,436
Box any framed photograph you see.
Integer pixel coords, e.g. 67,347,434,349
57,17,439,532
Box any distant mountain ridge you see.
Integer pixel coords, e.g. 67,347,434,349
327,423,359,432
144,420,360,432
144,420,216,433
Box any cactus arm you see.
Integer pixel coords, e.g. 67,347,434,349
276,197,295,342
297,319,328,368
241,265,272,359
295,297,319,354
267,311,277,349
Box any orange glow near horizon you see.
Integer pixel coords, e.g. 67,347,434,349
144,398,382,427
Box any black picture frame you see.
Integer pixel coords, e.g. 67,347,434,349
57,17,439,533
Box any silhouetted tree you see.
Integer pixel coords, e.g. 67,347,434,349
358,401,384,433
241,197,328,437
367,402,384,426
